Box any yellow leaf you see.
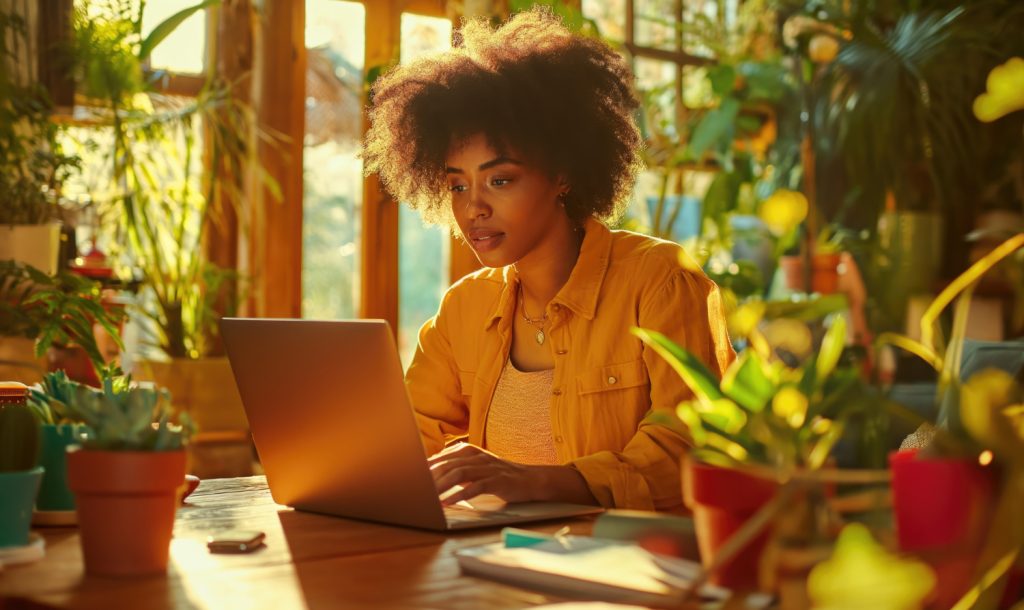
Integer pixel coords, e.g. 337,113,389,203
973,57,1024,122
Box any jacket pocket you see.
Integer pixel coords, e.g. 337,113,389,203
457,370,477,398
576,359,650,396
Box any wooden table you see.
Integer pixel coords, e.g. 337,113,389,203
0,477,605,609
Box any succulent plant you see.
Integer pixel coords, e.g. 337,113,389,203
32,372,190,451
0,404,41,472
27,370,79,425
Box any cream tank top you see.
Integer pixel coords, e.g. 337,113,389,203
483,359,559,465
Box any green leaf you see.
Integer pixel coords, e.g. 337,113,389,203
688,97,740,160
695,398,748,435
708,65,736,97
721,351,775,413
816,316,847,381
138,0,220,62
633,328,724,404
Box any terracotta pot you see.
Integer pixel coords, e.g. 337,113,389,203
890,449,997,609
682,457,778,590
66,447,186,576
779,255,805,293
811,253,842,295
47,345,100,387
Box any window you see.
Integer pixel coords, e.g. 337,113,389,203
302,1,365,320
397,12,453,368
140,2,207,74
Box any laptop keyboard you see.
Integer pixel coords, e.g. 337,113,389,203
444,504,522,524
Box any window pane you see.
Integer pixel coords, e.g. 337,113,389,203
635,57,679,139
634,0,678,51
140,1,207,74
302,1,365,320
582,0,625,42
398,13,453,368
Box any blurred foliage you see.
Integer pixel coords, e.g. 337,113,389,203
0,261,125,377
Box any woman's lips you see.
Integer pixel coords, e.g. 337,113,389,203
468,232,505,253
466,228,505,253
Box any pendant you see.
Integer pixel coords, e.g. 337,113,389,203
535,329,545,345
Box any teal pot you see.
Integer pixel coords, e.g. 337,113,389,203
0,466,44,547
36,424,83,512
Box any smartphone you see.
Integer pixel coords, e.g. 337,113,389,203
207,530,266,554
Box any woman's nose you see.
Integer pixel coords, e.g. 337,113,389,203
463,185,490,218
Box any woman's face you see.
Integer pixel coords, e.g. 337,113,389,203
446,134,570,268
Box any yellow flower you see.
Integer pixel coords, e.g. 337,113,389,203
961,368,1024,463
728,301,766,338
808,523,935,610
809,34,839,63
973,57,1024,122
760,189,809,236
772,386,808,429
763,318,813,358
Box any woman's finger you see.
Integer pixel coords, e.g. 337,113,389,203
433,464,499,494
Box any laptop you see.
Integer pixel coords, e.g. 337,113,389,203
220,318,604,531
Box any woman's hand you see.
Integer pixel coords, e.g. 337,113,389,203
428,443,598,506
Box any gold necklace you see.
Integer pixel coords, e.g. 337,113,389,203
519,285,548,345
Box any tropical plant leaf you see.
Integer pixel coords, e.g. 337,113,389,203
633,328,724,404
721,351,775,412
138,0,220,62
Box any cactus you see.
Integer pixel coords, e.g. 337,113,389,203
0,404,41,472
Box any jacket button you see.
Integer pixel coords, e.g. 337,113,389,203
552,388,562,396
607,376,618,385
554,435,564,443
552,304,561,311
556,349,568,355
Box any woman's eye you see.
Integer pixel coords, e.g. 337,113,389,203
449,184,467,193
491,177,511,187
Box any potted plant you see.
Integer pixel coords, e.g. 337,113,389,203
879,232,1024,608
0,8,80,275
0,261,124,386
58,372,191,576
0,387,43,548
634,298,886,601
66,3,261,466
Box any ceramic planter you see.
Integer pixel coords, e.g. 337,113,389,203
682,456,778,590
811,253,842,295
890,449,997,609
0,466,44,547
0,222,62,275
66,447,186,576
35,424,83,513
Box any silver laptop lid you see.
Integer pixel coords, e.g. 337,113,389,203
220,318,448,530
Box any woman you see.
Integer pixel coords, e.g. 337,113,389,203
363,8,734,512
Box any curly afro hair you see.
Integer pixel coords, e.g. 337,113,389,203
362,7,643,228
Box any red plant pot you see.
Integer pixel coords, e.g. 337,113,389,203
682,457,778,590
890,449,997,608
66,448,186,577
811,253,842,295
779,255,805,293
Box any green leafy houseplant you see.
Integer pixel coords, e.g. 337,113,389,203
0,261,125,378
67,0,261,360
0,11,80,226
635,310,878,471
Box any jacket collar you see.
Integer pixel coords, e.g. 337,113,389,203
485,217,613,330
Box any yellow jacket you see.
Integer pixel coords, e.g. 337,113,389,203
406,218,734,511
